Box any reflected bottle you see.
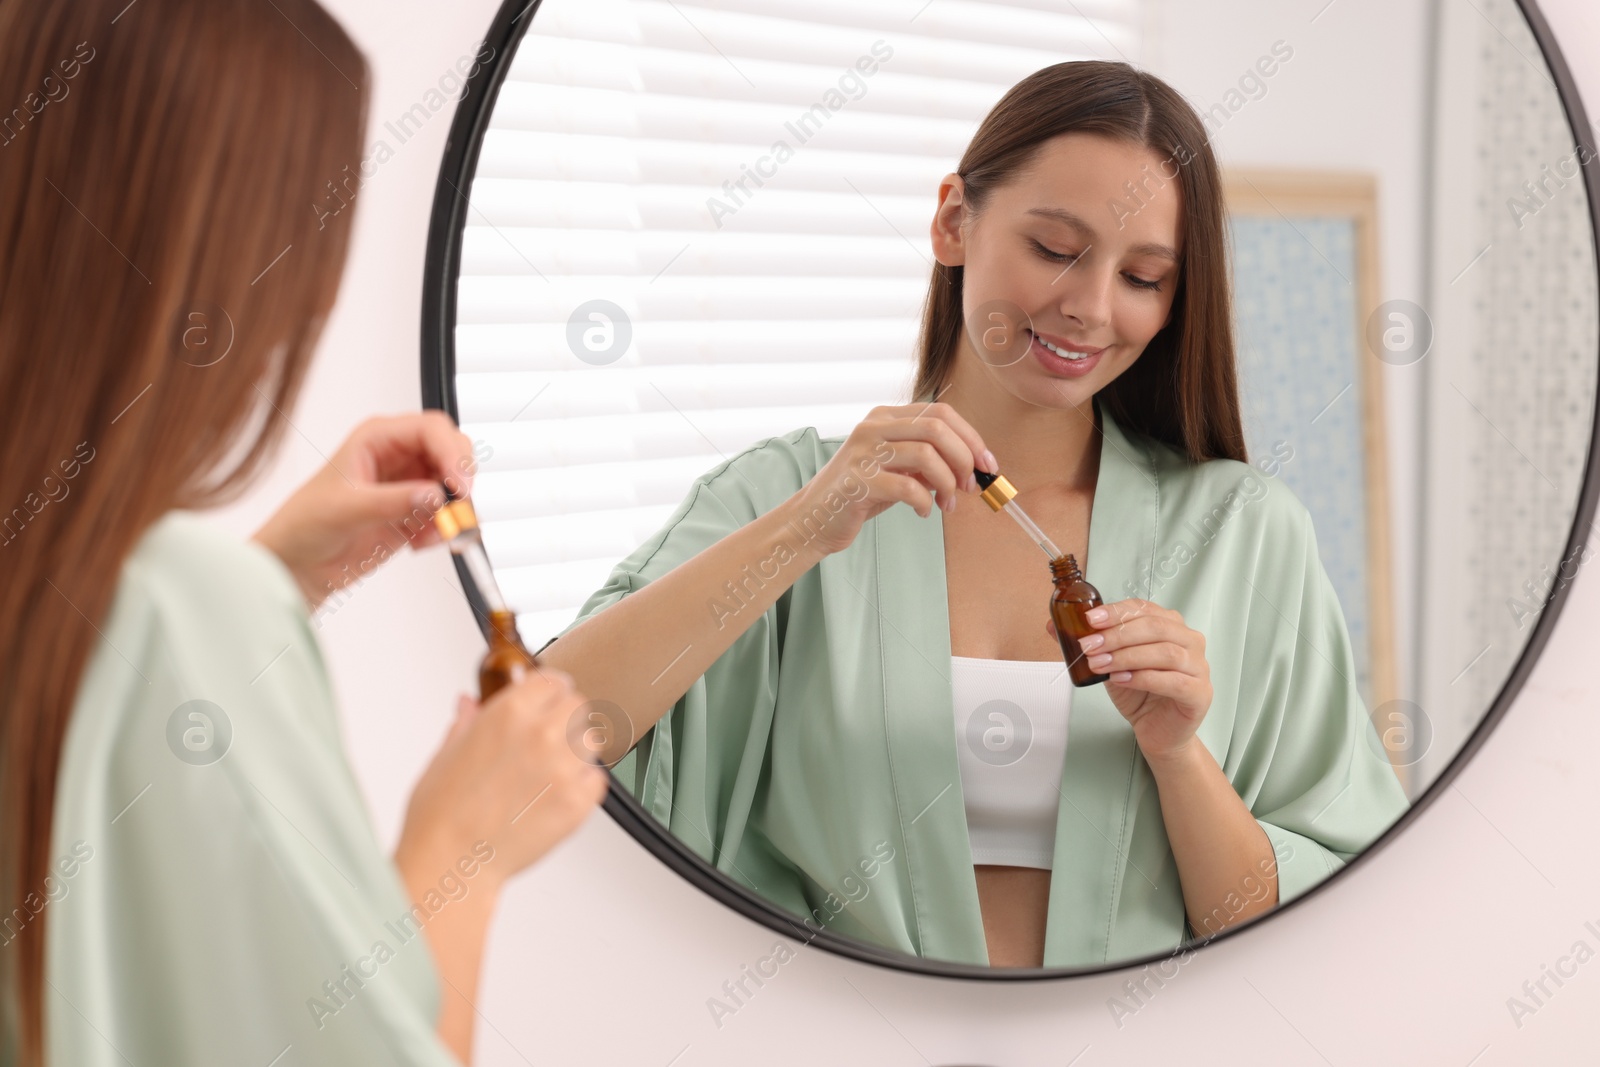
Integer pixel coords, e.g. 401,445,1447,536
432,490,538,701
1050,554,1110,687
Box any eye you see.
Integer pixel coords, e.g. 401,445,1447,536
1029,238,1076,264
1031,239,1165,292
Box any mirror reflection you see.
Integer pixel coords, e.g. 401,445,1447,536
446,0,1596,969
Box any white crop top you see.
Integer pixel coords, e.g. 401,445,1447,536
951,655,1075,870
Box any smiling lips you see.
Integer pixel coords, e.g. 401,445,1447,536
1027,327,1103,360
1025,327,1106,378
1030,329,1107,379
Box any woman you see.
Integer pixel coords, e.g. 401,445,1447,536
534,61,1409,969
0,2,606,1064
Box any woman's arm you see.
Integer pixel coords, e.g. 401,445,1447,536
537,489,830,766
1051,600,1277,935
1144,739,1277,935
251,412,482,611
395,683,609,1064
393,835,501,1059
540,403,997,766
247,410,612,1060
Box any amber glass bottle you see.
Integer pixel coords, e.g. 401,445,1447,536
480,609,537,701
431,491,540,702
1050,554,1109,687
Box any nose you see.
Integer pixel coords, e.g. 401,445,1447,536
1057,259,1113,333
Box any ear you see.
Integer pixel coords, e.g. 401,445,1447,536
929,174,969,267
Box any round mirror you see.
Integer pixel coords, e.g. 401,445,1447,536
422,0,1599,976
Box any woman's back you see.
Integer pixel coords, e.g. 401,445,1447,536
1,4,609,1060
45,511,457,1065
0,2,371,1054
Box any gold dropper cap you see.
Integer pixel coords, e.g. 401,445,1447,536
974,470,1017,512
433,494,479,540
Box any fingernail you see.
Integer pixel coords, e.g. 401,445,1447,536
1079,633,1104,651
412,486,438,509
982,450,999,473
1111,671,1133,682
942,494,955,513
1088,653,1112,669
1086,607,1108,625
966,473,978,492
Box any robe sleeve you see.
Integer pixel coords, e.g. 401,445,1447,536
46,514,460,1067
536,431,816,876
1226,492,1411,904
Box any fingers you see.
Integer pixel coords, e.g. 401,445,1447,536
523,675,610,816
1053,606,1189,646
348,478,452,532
1081,612,1180,649
438,694,478,751
1088,599,1137,625
1084,640,1195,678
355,411,478,498
877,440,963,509
1076,600,1209,702
876,470,938,519
890,401,997,476
476,666,568,726
1106,669,1211,707
406,671,605,882
528,665,579,705
487,671,604,817
1081,604,1203,664
876,408,985,494
503,669,603,769
1086,598,1178,628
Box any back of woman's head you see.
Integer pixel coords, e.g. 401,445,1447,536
0,1,369,1059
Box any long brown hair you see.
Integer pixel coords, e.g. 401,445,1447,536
0,1,369,1060
913,60,1246,464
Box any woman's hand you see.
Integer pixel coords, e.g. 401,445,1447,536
1049,605,1276,939
394,670,608,1063
788,401,999,557
250,411,479,611
395,670,609,885
1047,598,1213,767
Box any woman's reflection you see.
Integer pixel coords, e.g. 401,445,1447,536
537,60,1409,968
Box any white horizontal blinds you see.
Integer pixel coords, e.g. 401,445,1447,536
455,0,1144,643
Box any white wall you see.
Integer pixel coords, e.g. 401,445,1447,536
203,0,1600,1062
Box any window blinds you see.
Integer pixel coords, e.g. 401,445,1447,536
454,0,1145,643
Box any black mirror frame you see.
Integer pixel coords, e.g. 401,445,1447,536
421,0,1600,981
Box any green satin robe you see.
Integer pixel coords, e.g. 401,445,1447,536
37,513,458,1066
542,397,1409,967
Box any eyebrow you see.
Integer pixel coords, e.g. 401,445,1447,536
1024,206,1180,262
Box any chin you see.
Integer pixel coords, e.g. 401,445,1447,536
1012,373,1092,408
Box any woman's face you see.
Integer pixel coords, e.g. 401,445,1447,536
932,132,1185,409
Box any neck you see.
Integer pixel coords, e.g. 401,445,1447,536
936,348,1102,494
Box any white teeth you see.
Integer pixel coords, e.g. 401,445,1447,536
1033,331,1090,361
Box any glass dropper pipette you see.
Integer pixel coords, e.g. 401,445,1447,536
973,469,1063,560
431,491,510,615
433,489,546,700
